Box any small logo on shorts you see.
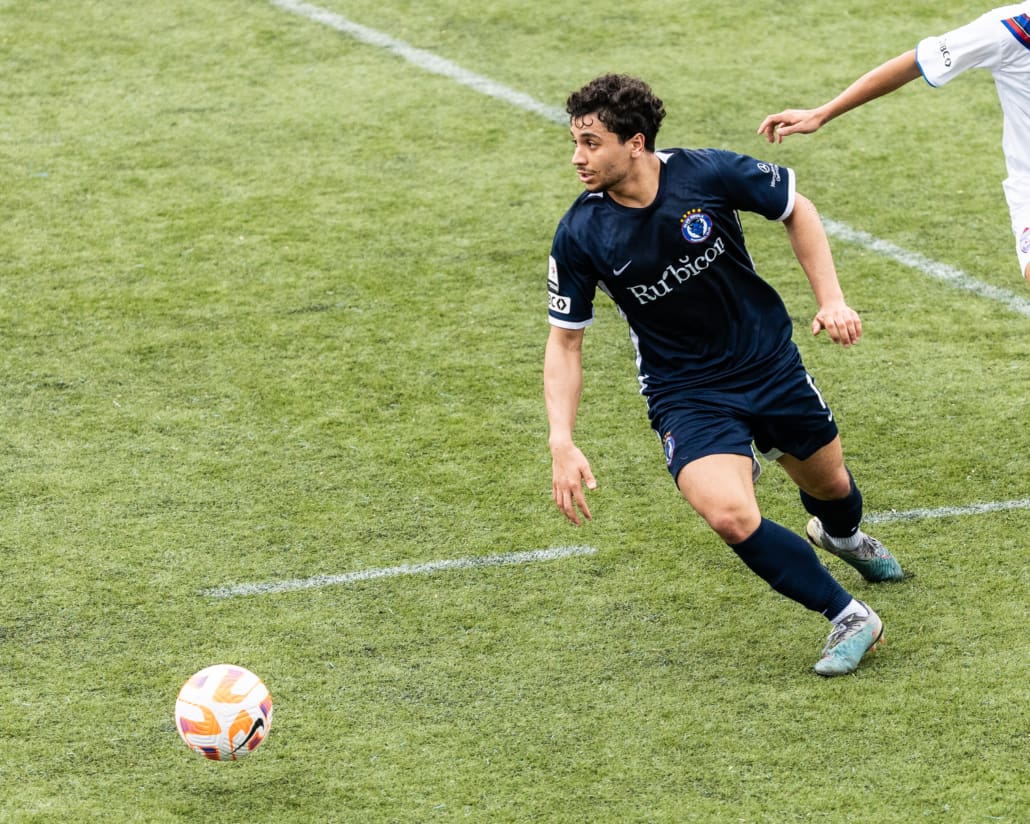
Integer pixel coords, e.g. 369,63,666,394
680,209,713,244
1020,226,1030,254
662,431,676,466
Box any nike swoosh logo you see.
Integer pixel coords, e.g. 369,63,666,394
232,718,266,754
612,260,632,276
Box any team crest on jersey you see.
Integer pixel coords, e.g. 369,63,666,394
1020,226,1030,254
680,209,713,243
662,431,676,466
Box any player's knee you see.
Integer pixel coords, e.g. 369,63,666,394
703,505,761,545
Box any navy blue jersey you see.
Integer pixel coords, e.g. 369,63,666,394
548,148,799,412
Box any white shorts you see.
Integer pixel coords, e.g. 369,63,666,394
1003,178,1030,279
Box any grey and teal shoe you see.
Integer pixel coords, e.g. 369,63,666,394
814,603,884,677
806,517,903,582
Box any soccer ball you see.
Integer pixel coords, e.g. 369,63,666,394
174,664,273,761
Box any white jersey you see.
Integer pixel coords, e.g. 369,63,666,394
916,5,1030,208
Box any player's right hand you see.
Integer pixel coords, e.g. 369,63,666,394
551,443,597,526
812,300,863,348
757,108,824,143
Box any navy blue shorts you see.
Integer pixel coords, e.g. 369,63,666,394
651,354,839,484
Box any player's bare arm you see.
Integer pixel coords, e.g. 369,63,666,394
758,51,922,143
784,193,862,348
544,326,596,525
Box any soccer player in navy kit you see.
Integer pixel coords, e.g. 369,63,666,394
545,74,904,676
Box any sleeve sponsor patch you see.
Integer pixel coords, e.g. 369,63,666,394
756,162,782,188
548,292,572,314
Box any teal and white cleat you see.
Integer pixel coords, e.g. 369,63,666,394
806,517,904,582
814,603,884,677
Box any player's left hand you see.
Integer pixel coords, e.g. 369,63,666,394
812,302,862,347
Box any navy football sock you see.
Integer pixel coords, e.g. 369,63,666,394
730,518,852,618
799,470,863,539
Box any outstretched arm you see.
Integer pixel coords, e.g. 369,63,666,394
784,193,862,347
758,50,922,143
544,325,596,525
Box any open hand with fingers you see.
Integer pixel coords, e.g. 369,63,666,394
812,301,863,348
550,442,596,526
756,108,826,143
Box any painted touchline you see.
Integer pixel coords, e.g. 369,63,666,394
204,497,1029,598
203,545,599,598
226,3,1030,601
862,498,1030,524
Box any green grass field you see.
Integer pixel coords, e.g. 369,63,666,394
1,1,1028,821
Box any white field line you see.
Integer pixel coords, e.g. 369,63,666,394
863,498,1030,525
253,6,1029,592
270,0,1030,318
822,220,1030,318
203,545,598,598
268,0,566,123
205,497,1030,598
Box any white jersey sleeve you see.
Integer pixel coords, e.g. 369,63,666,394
916,5,1030,86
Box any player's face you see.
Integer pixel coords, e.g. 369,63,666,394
570,114,635,193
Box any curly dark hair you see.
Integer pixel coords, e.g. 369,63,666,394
566,74,666,151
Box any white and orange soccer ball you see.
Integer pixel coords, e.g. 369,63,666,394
174,664,273,761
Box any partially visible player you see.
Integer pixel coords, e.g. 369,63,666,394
758,5,1030,285
545,74,905,677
